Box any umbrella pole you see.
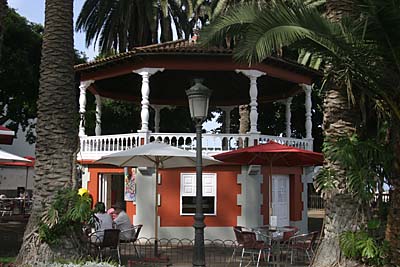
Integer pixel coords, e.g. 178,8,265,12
154,165,159,257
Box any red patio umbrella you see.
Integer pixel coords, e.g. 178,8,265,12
213,141,323,216
213,140,323,167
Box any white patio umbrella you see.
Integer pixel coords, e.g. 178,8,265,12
96,142,220,256
0,149,31,163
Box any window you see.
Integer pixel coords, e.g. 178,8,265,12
180,173,217,215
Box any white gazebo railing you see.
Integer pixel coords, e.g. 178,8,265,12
78,132,313,160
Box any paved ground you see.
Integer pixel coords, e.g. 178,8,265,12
0,212,323,266
0,221,25,257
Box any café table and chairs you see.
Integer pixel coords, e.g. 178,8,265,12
233,224,303,264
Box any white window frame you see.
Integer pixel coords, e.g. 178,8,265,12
180,173,217,216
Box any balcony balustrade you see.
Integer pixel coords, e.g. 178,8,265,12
78,132,313,160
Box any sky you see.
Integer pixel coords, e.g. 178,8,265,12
8,0,98,59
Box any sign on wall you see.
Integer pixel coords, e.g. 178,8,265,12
124,167,136,202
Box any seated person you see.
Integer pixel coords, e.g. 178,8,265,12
112,202,134,241
91,202,113,242
107,207,117,220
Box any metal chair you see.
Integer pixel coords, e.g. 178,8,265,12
236,229,272,267
232,226,245,261
0,200,14,216
120,224,143,257
287,231,318,264
90,229,121,265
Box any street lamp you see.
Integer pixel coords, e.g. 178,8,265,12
186,79,212,267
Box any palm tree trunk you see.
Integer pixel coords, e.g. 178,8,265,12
312,86,361,267
311,2,363,266
239,104,249,134
325,0,354,21
0,0,7,62
385,119,400,266
16,0,80,263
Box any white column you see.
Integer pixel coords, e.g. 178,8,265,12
236,70,265,134
219,106,234,133
79,80,94,137
302,84,313,139
151,105,167,133
133,68,164,133
285,97,293,138
95,94,102,136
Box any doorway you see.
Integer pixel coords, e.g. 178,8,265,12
98,173,124,209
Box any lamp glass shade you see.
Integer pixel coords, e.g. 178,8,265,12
186,79,212,120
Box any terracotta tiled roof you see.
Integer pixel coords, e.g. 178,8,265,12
75,39,232,71
74,39,321,78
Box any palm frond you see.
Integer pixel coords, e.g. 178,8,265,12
200,3,260,47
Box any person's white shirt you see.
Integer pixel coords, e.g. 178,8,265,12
92,212,113,242
114,210,134,240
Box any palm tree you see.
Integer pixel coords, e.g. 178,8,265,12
201,0,400,265
76,0,212,53
16,0,80,263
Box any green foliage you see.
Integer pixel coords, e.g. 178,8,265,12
0,8,42,143
340,224,389,266
39,188,93,245
314,167,336,193
322,134,392,201
0,9,87,144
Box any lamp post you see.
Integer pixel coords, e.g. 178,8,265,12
186,79,212,267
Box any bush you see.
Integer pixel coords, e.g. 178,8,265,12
39,188,93,245
339,220,389,266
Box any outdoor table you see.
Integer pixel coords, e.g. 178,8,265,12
252,226,295,259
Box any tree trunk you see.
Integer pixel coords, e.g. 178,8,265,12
312,86,361,267
325,0,354,21
238,104,249,148
239,104,249,134
16,0,80,264
385,119,400,266
0,0,7,62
